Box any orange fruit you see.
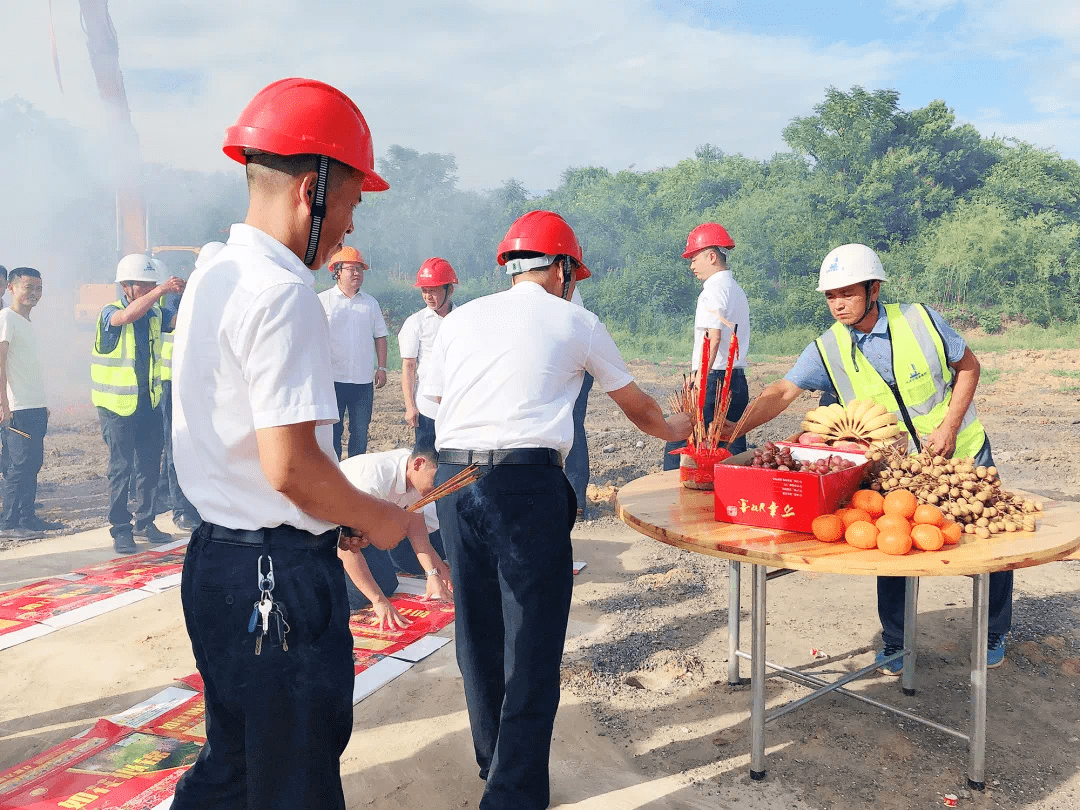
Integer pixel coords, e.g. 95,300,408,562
912,503,945,527
812,514,845,543
875,514,911,535
840,508,872,528
882,489,918,519
834,507,853,523
878,530,913,555
911,524,945,551
850,489,885,518
845,520,878,549
940,520,963,545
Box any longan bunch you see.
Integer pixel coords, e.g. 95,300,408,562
863,445,1041,538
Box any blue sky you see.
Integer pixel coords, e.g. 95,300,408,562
2,0,1079,191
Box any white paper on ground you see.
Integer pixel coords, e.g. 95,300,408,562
109,686,199,728
54,572,87,582
390,635,451,663
573,560,587,574
353,657,413,704
149,798,174,810
0,622,56,650
140,573,182,593
392,576,427,596
40,589,154,629
149,538,190,554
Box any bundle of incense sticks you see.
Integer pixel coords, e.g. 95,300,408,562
407,463,482,512
669,376,728,451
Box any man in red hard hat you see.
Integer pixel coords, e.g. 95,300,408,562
424,210,692,809
169,78,411,810
400,256,457,450
319,245,388,459
663,222,751,469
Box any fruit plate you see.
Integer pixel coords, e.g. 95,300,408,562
713,447,869,533
784,431,911,454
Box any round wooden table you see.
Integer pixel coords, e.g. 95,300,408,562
616,470,1080,788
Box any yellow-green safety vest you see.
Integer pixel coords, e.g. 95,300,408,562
815,303,986,460
91,300,163,416
161,332,174,383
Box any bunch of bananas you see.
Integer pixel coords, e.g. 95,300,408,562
800,399,902,444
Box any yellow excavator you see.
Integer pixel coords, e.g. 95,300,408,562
56,0,199,326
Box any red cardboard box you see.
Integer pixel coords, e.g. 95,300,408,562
713,445,869,532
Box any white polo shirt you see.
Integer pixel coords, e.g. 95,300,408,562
339,448,439,533
318,286,388,385
398,305,448,420
693,270,750,371
0,309,45,411
172,223,339,534
424,281,634,458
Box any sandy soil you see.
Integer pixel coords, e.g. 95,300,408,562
2,348,1079,809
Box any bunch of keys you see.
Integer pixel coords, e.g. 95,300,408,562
247,555,290,655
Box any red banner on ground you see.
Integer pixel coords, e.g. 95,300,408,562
0,720,129,800
0,580,130,623
0,617,38,638
75,549,186,589
349,595,455,668
142,694,206,743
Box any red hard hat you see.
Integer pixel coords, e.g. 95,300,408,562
682,223,735,258
223,78,389,193
415,257,458,287
329,246,368,273
496,210,591,280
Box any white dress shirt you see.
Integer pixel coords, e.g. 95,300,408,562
0,309,45,410
172,223,339,534
692,270,750,371
318,286,388,385
398,306,447,420
339,448,438,532
424,281,634,458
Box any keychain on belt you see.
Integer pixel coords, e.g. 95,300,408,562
247,538,290,654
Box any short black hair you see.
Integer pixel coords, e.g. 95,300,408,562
410,445,438,465
10,267,40,281
0,265,7,282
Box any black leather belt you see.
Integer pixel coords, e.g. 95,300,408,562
202,522,339,550
439,448,563,468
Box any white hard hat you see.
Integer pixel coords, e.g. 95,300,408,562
149,257,169,282
115,254,158,284
817,244,887,292
195,241,227,269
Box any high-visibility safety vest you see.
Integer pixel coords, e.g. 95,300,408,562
91,301,163,416
816,303,986,459
161,332,174,383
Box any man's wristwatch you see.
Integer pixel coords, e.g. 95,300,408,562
378,366,387,371
425,568,440,577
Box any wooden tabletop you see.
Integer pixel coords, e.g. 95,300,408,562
616,471,1080,577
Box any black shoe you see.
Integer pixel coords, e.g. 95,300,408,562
20,516,63,532
173,514,199,532
114,534,137,554
0,525,43,541
134,523,173,544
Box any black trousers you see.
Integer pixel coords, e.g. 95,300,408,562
1,408,47,528
878,437,1012,646
663,367,749,470
333,382,373,459
436,461,576,810
160,381,198,520
415,413,437,452
172,523,353,810
98,401,163,539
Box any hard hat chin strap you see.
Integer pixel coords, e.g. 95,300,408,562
303,155,330,267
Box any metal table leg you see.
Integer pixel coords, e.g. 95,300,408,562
969,573,989,790
902,576,919,696
728,560,741,685
749,563,767,780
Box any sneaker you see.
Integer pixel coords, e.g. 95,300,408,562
134,523,173,544
0,526,43,541
172,514,199,532
20,516,63,531
114,534,137,554
875,645,904,676
987,634,1006,669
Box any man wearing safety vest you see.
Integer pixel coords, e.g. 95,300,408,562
721,243,1009,671
399,256,457,450
92,254,185,554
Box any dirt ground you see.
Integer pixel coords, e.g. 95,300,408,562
3,347,1080,809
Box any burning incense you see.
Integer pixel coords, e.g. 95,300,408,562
408,463,482,511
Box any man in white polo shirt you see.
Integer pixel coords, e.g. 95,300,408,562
319,245,388,459
170,78,411,810
399,256,456,450
424,210,692,810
